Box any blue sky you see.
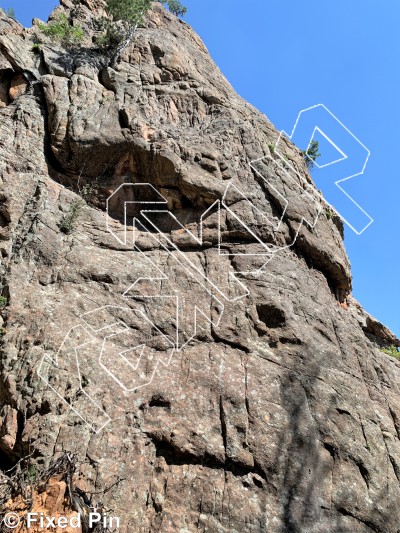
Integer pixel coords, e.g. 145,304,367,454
5,0,400,336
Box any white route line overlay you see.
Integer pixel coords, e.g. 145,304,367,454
39,103,375,432
274,103,373,235
38,177,322,432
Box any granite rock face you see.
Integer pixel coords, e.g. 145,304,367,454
1,2,400,532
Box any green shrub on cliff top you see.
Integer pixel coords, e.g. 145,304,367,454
159,0,187,16
37,13,84,46
103,0,186,65
105,0,187,24
104,0,188,29
106,0,152,25
102,0,152,62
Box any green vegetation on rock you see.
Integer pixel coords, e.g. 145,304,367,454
37,13,84,46
59,199,85,235
301,140,321,170
97,0,187,61
159,0,187,16
106,0,152,25
2,7,16,19
380,345,400,360
325,206,334,221
105,0,187,22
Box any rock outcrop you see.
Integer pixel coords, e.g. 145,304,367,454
1,2,400,532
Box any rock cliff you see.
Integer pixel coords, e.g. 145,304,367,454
1,2,400,532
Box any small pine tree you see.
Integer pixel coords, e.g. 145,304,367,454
5,7,16,20
302,140,321,170
104,0,152,65
161,0,187,17
106,0,152,25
